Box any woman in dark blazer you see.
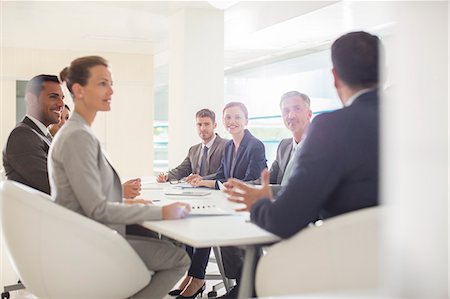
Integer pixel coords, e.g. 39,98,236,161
192,101,267,189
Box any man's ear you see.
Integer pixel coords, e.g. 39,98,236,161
332,68,341,89
213,122,217,129
25,92,37,106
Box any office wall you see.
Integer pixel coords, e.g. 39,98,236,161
381,2,448,297
0,47,154,179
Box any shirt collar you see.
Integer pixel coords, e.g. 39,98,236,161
26,114,49,136
345,88,375,107
292,134,306,151
203,134,216,149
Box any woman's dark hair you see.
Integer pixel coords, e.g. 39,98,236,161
223,102,248,119
60,56,108,94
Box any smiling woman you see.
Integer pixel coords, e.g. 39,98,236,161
48,55,192,298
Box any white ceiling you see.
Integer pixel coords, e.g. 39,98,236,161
0,1,395,71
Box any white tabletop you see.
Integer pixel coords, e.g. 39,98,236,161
143,214,279,248
139,179,280,248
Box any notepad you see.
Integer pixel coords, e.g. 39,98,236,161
164,190,211,196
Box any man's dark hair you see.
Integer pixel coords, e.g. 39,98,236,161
25,74,60,97
331,31,380,88
196,108,216,122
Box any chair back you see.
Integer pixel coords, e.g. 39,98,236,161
255,206,381,297
0,180,151,299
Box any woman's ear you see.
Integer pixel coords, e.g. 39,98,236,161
72,83,83,99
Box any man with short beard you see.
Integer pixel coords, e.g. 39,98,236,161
3,74,64,194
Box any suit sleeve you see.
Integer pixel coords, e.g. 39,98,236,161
60,130,161,224
243,140,267,181
167,154,193,181
250,115,346,238
5,127,50,194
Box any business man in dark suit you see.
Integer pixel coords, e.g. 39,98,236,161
2,75,64,194
156,108,227,184
224,31,380,297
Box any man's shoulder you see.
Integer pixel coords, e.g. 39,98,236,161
3,123,46,156
7,123,42,143
279,138,292,145
214,134,229,147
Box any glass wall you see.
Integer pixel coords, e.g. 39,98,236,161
153,49,342,172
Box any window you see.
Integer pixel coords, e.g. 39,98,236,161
224,49,342,166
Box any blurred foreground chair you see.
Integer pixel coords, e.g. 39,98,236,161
255,206,381,297
0,180,152,299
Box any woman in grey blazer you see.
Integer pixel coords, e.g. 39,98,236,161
48,56,191,299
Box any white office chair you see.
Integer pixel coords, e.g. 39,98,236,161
255,206,381,297
0,180,152,299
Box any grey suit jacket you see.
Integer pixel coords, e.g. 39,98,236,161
49,112,162,236
269,138,293,184
249,138,292,194
2,116,52,194
167,134,227,181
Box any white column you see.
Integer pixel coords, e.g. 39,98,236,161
381,2,448,297
168,8,224,167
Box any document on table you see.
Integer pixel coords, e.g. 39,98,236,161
189,203,235,216
164,190,211,196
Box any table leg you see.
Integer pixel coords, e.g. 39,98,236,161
238,245,259,299
213,246,232,291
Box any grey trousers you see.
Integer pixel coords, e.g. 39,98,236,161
127,236,191,299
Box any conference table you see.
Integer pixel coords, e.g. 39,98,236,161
138,178,280,298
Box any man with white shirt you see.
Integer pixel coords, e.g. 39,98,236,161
156,108,227,298
271,91,312,187
156,108,227,183
3,74,64,194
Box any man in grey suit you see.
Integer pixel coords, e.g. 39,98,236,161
270,91,312,186
251,91,312,195
156,108,227,183
2,74,65,194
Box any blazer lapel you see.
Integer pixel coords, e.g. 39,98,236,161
208,134,221,159
279,140,292,176
23,116,52,147
192,144,202,173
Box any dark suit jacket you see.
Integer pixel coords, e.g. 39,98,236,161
251,90,379,238
215,129,267,188
167,134,228,180
2,116,52,194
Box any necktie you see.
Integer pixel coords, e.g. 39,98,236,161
46,133,53,142
281,145,297,186
199,146,209,176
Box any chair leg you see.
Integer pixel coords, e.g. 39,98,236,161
2,281,25,299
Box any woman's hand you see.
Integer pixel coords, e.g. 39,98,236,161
123,178,141,198
162,202,191,219
123,198,153,205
